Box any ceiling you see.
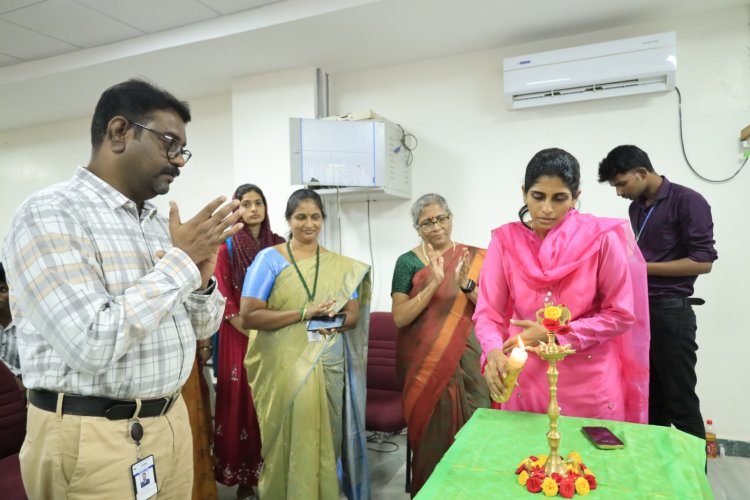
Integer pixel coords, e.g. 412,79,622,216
0,0,747,131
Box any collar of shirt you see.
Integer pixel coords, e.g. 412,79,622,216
75,167,158,220
635,175,671,208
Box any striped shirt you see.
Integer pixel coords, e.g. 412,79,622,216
2,167,224,398
0,321,20,376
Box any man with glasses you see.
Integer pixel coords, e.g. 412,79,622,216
2,79,244,498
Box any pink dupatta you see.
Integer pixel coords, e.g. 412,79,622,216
479,210,650,423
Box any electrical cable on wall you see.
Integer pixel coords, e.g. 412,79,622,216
675,86,747,183
396,124,419,166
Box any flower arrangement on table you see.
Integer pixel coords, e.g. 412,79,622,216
515,452,597,498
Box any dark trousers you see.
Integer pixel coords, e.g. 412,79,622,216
648,302,705,439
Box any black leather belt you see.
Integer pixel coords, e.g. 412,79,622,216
649,297,705,309
29,389,181,420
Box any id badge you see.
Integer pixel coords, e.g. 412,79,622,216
307,330,323,342
131,454,158,500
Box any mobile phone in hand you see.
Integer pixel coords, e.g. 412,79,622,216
306,313,346,332
581,426,624,449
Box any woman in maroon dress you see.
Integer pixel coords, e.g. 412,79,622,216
214,184,284,499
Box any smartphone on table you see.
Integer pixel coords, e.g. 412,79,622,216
581,426,625,449
306,313,346,332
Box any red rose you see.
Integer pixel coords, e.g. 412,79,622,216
556,325,572,335
542,318,560,331
559,479,575,498
585,474,597,490
529,456,539,462
515,464,526,475
551,472,563,484
526,476,543,493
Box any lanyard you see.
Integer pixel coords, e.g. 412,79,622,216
635,203,658,243
286,239,320,302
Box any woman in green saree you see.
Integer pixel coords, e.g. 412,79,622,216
391,193,490,497
240,189,371,500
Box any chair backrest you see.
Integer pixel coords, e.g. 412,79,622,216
367,311,400,392
0,362,26,458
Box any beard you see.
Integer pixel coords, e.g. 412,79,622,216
151,165,180,195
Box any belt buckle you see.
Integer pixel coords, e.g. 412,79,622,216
159,391,180,416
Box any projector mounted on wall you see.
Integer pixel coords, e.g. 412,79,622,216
503,32,677,109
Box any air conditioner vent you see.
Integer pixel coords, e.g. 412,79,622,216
503,33,676,109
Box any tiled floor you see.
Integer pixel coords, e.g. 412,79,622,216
708,456,750,500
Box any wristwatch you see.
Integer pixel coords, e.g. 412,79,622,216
460,279,476,294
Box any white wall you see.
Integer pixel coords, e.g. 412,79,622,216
328,5,750,440
0,93,234,238
229,67,318,234
1,5,748,440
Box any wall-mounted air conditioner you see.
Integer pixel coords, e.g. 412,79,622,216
503,32,676,109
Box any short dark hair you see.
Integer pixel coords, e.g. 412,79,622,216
597,145,654,183
285,189,326,220
519,148,580,223
90,79,191,150
0,262,5,284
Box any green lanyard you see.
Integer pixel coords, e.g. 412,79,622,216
286,239,320,303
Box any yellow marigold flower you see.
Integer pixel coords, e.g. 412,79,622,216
575,476,591,496
542,477,558,497
544,305,562,320
567,451,582,464
518,470,529,486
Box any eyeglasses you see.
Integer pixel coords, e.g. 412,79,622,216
131,121,192,164
416,214,451,231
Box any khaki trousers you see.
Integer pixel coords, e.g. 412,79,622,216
20,395,193,499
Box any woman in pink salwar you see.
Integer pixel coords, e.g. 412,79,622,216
473,148,650,424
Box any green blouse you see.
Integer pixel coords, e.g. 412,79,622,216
391,250,426,295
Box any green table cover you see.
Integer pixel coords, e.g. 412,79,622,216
417,408,712,499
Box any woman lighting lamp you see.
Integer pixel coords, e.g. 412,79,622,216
473,148,650,424
213,183,284,499
240,189,371,499
391,193,490,497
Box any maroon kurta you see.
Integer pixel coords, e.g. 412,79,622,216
213,242,263,486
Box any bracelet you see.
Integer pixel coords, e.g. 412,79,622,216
198,345,212,351
299,307,307,322
415,292,422,304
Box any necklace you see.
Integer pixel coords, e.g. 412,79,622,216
421,240,456,263
286,239,320,303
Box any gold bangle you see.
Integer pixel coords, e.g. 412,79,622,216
199,345,212,351
415,293,422,304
